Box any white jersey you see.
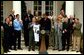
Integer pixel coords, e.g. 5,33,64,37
33,24,40,42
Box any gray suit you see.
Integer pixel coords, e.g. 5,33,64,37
54,22,62,50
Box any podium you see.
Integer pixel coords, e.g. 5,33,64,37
39,30,48,54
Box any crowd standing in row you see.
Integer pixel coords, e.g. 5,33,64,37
2,9,82,53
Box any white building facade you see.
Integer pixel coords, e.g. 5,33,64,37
2,1,83,33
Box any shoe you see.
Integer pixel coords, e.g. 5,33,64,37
71,49,75,51
53,49,56,50
7,50,11,52
32,49,35,51
4,51,8,53
62,48,65,51
18,48,23,50
76,51,80,52
14,49,17,51
9,47,12,50
28,49,30,51
58,50,62,51
53,48,57,50
67,49,69,51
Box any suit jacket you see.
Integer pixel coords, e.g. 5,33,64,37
40,18,51,31
28,13,34,23
54,22,62,36
3,23,10,38
62,22,68,32
73,23,82,37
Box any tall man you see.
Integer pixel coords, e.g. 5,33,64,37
62,16,70,51
72,18,82,52
9,10,15,49
3,17,11,53
23,10,34,46
13,14,23,50
40,13,51,50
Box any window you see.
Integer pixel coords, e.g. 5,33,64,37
33,1,53,16
34,1,42,16
45,1,53,16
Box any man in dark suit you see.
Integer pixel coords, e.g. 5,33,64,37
68,15,75,46
62,17,69,51
40,13,51,50
3,17,11,53
23,10,34,47
23,15,30,46
9,10,15,49
27,10,34,23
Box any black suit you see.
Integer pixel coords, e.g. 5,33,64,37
23,17,30,46
9,14,15,48
23,13,33,46
26,13,34,23
3,23,10,52
40,18,51,50
62,21,71,50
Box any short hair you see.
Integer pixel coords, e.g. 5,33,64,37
73,18,75,20
76,18,79,20
64,15,67,18
5,17,10,22
16,14,19,17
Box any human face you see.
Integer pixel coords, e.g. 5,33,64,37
6,18,10,23
75,18,79,23
9,16,12,21
16,15,19,20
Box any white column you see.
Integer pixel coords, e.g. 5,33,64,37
66,1,74,18
53,1,57,21
42,1,45,15
13,1,21,20
32,1,34,15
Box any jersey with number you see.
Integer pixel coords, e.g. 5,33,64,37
33,24,40,42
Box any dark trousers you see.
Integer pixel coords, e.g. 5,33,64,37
3,38,9,52
24,28,29,46
62,32,70,50
9,32,14,48
14,30,21,49
45,34,49,50
29,35,35,50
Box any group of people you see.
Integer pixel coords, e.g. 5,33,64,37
1,9,82,53
2,10,23,53
53,10,82,52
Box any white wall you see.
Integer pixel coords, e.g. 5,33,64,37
3,1,13,22
13,1,21,20
74,1,83,33
25,1,33,14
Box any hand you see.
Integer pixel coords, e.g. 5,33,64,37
73,23,76,27
63,31,65,33
9,21,12,26
20,20,23,24
64,29,67,32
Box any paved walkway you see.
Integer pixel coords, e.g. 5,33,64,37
4,35,81,54
4,46,81,54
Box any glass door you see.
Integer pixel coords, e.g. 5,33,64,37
33,1,53,16
34,1,42,16
45,1,53,16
